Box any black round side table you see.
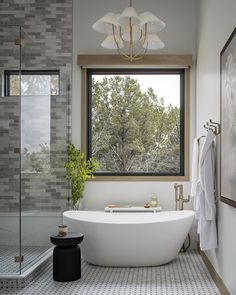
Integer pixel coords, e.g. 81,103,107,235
50,232,84,282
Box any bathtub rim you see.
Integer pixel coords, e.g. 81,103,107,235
63,209,195,225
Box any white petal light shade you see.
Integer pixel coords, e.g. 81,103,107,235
118,7,141,26
143,34,164,50
140,12,166,33
92,12,118,34
101,35,124,49
92,2,166,61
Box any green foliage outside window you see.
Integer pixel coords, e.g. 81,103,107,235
7,72,59,96
21,144,50,173
91,75,181,175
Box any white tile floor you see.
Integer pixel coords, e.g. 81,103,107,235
1,250,220,295
0,245,50,274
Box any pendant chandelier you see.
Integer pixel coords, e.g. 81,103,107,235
92,0,166,62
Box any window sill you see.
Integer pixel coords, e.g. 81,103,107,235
89,175,190,182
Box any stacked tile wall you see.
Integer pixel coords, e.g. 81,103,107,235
0,0,72,211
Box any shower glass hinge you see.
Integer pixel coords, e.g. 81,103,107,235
15,38,22,46
14,256,24,263
14,148,21,154
14,148,27,154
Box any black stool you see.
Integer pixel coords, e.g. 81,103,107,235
50,232,84,282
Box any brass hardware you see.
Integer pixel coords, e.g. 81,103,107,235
203,119,220,135
174,183,191,252
14,148,20,154
14,148,27,154
15,38,22,46
14,256,24,263
209,119,221,135
174,183,190,211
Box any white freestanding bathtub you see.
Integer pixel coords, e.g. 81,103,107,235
63,210,194,267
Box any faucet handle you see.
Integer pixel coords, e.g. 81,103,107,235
183,195,190,203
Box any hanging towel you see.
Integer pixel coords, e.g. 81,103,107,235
191,136,205,217
195,129,217,250
190,137,199,198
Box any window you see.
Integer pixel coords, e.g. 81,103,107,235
4,70,60,173
4,70,59,96
79,55,191,181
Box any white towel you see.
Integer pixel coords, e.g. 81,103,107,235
190,137,199,198
196,130,217,250
190,136,205,197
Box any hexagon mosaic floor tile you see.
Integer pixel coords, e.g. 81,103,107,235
1,250,220,295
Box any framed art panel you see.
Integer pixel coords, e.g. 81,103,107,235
221,27,236,208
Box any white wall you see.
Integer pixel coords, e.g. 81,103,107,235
196,0,236,293
72,0,197,239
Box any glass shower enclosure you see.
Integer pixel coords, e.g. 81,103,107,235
0,25,70,275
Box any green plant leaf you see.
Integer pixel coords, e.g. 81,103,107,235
64,144,99,207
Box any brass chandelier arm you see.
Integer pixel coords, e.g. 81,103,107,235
112,24,131,60
119,27,125,42
143,23,148,43
138,28,143,42
132,46,148,60
119,27,143,44
129,18,133,59
132,23,148,60
112,21,149,61
119,42,148,61
133,23,148,58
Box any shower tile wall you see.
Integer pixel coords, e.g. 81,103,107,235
0,96,20,211
0,0,73,211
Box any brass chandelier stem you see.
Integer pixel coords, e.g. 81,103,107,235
129,18,133,61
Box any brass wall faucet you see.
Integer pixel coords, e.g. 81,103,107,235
174,183,190,210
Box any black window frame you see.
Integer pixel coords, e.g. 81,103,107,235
87,68,185,177
4,69,60,96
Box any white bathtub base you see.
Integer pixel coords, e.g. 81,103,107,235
63,210,194,267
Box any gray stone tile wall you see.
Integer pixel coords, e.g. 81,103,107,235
0,96,20,211
0,0,72,212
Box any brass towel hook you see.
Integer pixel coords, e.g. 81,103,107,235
203,120,221,135
209,119,221,135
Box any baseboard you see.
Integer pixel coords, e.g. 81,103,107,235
198,248,230,295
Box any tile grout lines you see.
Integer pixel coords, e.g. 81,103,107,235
1,250,220,295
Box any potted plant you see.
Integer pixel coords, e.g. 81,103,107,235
64,144,99,209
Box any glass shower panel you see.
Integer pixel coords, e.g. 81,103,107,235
0,26,21,275
21,74,51,174
19,28,70,272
